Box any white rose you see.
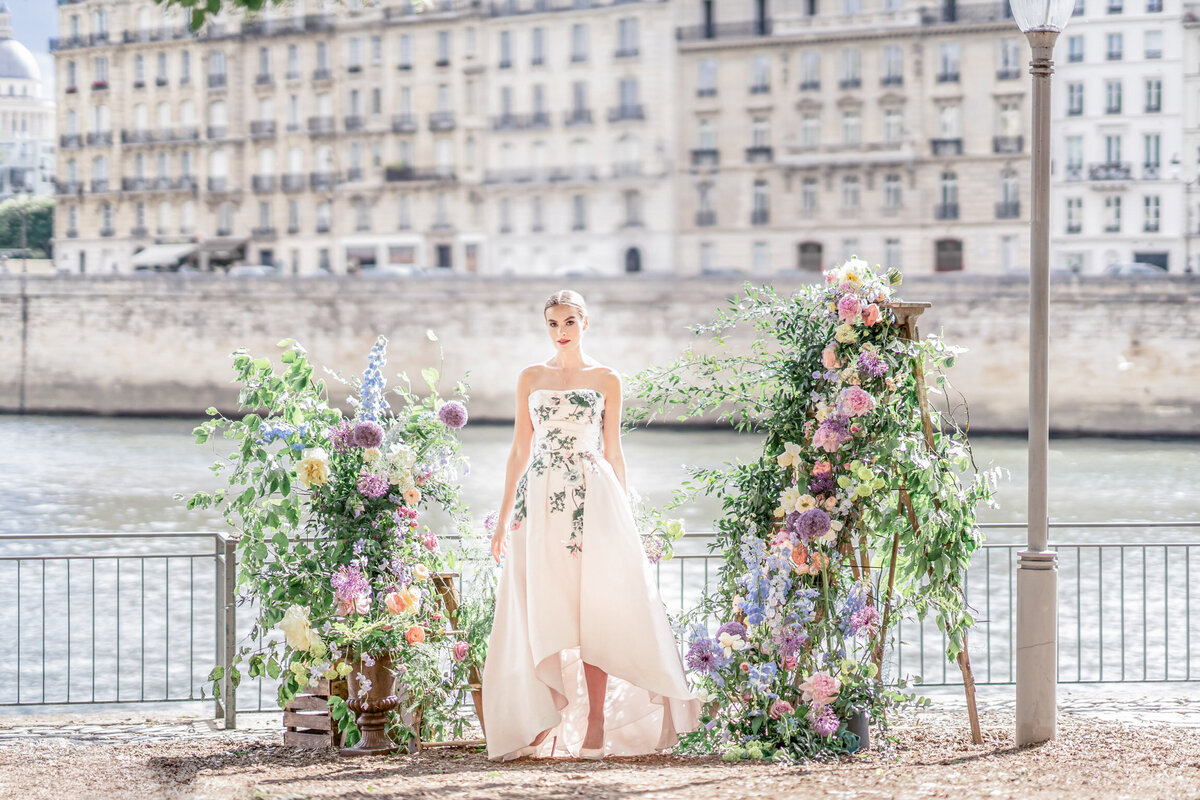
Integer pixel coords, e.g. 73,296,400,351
279,605,314,651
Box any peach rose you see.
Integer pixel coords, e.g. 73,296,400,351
862,303,882,327
821,346,842,370
405,625,426,645
791,544,810,572
404,487,421,506
385,585,421,615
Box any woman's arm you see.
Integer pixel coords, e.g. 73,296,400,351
600,370,628,495
491,368,536,563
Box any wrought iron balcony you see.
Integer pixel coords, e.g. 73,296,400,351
56,180,83,195
281,174,306,193
429,111,457,131
695,210,716,227
309,171,337,190
392,114,418,133
996,68,1021,80
563,109,592,126
880,75,903,87
995,201,1020,219
131,226,148,237
1088,162,1132,181
993,135,1024,154
345,115,366,132
1143,164,1161,180
207,73,227,89
745,146,774,163
255,73,273,87
799,80,820,91
207,177,231,192
934,203,959,220
1066,222,1082,234
249,120,277,139
86,131,112,146
937,71,960,83
60,134,83,149
608,105,645,122
252,226,277,240
121,177,150,191
251,175,276,193
308,117,336,136
121,129,156,144
930,138,963,157
384,166,457,182
312,68,332,82
839,78,862,90
675,20,773,42
207,125,228,140
751,209,769,226
690,149,719,167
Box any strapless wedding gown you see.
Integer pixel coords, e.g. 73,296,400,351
481,388,699,760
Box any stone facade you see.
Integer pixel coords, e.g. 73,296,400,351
0,5,55,201
51,0,677,276
1,273,1196,435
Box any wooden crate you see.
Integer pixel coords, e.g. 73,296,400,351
283,677,348,749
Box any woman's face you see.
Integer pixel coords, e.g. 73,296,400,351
545,305,587,352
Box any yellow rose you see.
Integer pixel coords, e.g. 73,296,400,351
363,447,382,465
279,605,314,651
796,494,817,512
834,324,858,344
296,448,331,488
412,564,430,582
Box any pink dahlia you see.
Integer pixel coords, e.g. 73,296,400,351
839,386,877,418
837,294,862,323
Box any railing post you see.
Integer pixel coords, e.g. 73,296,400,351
222,535,237,729
213,535,225,723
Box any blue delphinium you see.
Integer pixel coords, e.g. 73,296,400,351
358,335,391,422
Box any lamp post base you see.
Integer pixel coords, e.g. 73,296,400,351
1016,549,1057,745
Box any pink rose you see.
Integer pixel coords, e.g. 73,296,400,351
422,532,439,551
812,426,845,453
821,346,842,370
799,670,842,707
837,294,862,322
839,386,877,418
862,303,882,327
338,595,371,616
769,700,795,719
783,655,799,671
452,641,470,662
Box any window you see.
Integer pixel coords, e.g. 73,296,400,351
841,49,860,85
398,35,412,69
938,104,960,138
1143,195,1160,232
700,242,715,272
372,88,382,115
218,202,233,235
100,203,113,232
885,238,901,271
884,109,903,143
1144,133,1160,173
1104,134,1122,163
843,0,862,13
316,200,331,233
698,59,717,95
841,238,859,263
157,202,170,235
1067,35,1084,63
180,51,191,83
572,24,588,62
624,190,642,226
93,56,109,85
750,56,770,93
841,175,860,209
1067,83,1083,115
532,27,545,65
842,111,861,145
133,54,145,85
258,46,270,78
801,52,820,89
697,118,716,150
259,201,271,229
939,43,960,80
1066,197,1082,233
935,239,963,272
572,194,587,230
209,50,226,78
438,84,452,113
999,38,1021,75
752,242,770,274
1104,196,1121,232
572,81,588,112
396,195,411,229
1107,32,1122,60
697,182,714,225
801,114,820,148
619,77,639,109
531,195,543,231
1105,80,1122,114
884,174,902,209
751,117,770,149
348,37,362,69
499,30,512,66
1145,79,1161,112
752,179,769,224
1001,169,1019,205
1000,235,1018,272
465,26,477,59
798,241,823,271
882,46,903,83
617,18,638,55
437,31,451,65
181,200,195,233
355,198,371,231
135,202,146,231
1066,136,1083,178
287,44,299,77
1144,31,1162,59
532,84,545,115
371,35,382,64
939,171,958,218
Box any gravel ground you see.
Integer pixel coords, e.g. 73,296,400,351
1,707,1198,800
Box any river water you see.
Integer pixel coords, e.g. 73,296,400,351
0,415,1196,711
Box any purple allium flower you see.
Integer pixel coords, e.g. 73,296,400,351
437,400,469,430
808,472,836,496
716,621,747,640
685,638,726,675
850,605,881,637
812,704,840,738
357,472,389,498
330,564,371,604
328,421,355,453
352,420,384,449
857,349,888,378
794,508,832,542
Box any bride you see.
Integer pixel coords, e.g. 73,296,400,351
481,289,699,761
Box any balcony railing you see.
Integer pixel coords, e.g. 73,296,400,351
249,120,276,139
85,131,113,146
749,83,770,95
695,210,716,227
676,19,773,42
931,138,963,157
346,167,364,182
563,109,592,126
608,104,645,122
207,73,227,89
615,47,639,58
121,129,156,144
309,172,337,191
1066,222,1082,234
1088,162,1132,181
880,75,903,87
251,175,276,193
207,125,228,140
60,134,83,149
207,177,231,192
751,209,769,226
281,174,306,193
344,115,366,132
251,226,277,240
429,111,457,131
99,227,115,237
56,180,83,195
392,114,418,133
993,135,1024,154
308,117,336,136
131,226,148,237
121,177,150,191
995,201,1020,219
937,71,960,83
385,166,457,182
1143,164,1161,180
312,68,332,82
255,74,273,87
745,146,774,163
839,77,862,90
691,149,719,167
611,162,643,178
934,202,960,220
996,68,1021,80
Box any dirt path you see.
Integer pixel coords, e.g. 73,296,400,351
0,709,1197,800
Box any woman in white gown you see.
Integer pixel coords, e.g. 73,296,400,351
482,290,700,761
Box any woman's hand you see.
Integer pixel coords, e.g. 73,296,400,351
490,517,510,563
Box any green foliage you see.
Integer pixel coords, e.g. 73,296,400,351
0,195,54,258
629,260,998,760
153,0,429,30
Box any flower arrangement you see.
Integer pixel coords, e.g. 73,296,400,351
184,334,475,745
629,258,997,760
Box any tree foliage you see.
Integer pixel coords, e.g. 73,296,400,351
0,195,53,258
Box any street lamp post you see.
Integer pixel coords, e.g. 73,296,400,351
1012,0,1074,747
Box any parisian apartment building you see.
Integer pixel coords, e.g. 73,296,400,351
50,0,1189,275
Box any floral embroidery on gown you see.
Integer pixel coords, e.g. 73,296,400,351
482,389,700,760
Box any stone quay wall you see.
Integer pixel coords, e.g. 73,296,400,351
0,273,1195,436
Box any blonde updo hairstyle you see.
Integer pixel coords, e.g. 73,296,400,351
544,290,589,324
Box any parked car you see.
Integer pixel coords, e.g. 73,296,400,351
1104,262,1166,275
226,264,280,277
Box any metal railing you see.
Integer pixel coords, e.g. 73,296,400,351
2,522,1195,727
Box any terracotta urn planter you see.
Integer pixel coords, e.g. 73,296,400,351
340,651,406,756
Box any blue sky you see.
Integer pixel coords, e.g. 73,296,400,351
10,0,59,95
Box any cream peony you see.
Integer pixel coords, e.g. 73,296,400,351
296,448,331,488
279,605,315,651
776,442,803,469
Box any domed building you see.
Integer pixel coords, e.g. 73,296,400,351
0,2,55,200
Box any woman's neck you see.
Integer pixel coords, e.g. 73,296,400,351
550,350,589,371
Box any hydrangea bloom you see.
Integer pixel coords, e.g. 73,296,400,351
716,621,747,640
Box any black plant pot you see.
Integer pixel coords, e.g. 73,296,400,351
846,710,870,752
